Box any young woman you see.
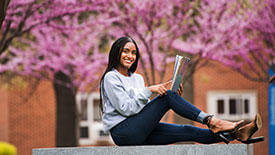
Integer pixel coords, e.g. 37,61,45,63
100,36,263,146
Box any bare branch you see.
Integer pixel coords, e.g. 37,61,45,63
0,0,10,28
251,52,269,75
234,67,269,82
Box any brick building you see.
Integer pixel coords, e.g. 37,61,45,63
0,77,56,155
0,60,270,155
192,61,269,155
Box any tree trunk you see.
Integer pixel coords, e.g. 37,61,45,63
0,0,10,28
53,71,78,147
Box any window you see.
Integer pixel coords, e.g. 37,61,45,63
80,127,89,138
76,92,113,145
80,98,88,120
217,99,224,114
93,99,101,122
207,91,257,121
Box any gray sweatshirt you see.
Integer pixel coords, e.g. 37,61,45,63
101,69,152,132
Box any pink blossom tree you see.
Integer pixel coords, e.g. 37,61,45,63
1,18,109,146
102,0,198,85
173,0,274,82
0,0,105,56
0,0,108,146
1,21,108,91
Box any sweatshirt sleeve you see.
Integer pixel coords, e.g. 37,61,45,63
103,73,152,117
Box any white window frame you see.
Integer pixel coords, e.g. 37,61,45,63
76,92,113,145
207,90,257,121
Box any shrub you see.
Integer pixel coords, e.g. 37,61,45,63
0,142,17,155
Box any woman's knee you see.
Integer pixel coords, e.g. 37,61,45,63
166,90,178,98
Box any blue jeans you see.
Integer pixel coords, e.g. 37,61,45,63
110,90,221,146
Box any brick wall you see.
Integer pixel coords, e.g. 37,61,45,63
0,87,9,142
193,61,269,155
5,76,56,155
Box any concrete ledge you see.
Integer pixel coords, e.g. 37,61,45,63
32,144,253,155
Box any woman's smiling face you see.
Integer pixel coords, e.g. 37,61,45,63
119,42,137,70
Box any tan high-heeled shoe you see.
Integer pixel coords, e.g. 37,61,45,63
204,115,245,143
232,114,264,144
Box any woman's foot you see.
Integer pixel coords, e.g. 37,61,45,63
206,116,245,134
233,114,262,142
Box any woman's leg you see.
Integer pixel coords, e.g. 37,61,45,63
160,90,240,134
144,122,221,145
110,90,214,145
164,90,207,123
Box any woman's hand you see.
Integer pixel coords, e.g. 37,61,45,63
177,83,183,96
148,80,172,96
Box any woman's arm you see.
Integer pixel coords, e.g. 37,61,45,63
148,80,171,96
148,81,183,96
